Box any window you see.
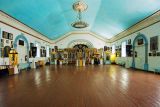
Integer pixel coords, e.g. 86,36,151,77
46,46,50,57
112,45,115,54
121,41,126,57
35,43,40,57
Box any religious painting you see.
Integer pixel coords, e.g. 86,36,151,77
52,49,54,52
11,41,13,48
2,31,8,39
43,50,46,57
40,49,43,57
137,38,143,45
31,47,37,58
64,54,67,58
73,44,88,52
1,39,4,43
0,48,4,57
115,48,121,57
1,43,4,47
149,53,152,56
49,48,52,54
25,55,28,61
1,39,4,47
30,43,34,48
29,43,34,57
126,45,132,57
135,51,137,57
54,46,58,52
110,47,112,51
157,52,160,56
8,33,13,40
19,40,24,46
104,46,107,51
29,50,32,58
150,36,158,51
152,51,157,56
3,46,11,57
6,40,9,44
128,39,131,45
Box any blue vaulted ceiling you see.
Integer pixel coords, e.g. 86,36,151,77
0,0,160,40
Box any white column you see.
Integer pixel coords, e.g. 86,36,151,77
100,59,103,65
55,59,57,65
83,60,85,66
91,59,94,65
76,60,79,66
14,65,19,74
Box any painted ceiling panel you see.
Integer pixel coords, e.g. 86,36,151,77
0,0,160,39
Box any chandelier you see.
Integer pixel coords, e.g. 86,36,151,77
71,0,89,29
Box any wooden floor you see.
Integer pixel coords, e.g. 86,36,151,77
0,65,160,107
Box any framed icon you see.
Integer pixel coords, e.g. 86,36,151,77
149,53,152,56
1,43,4,47
157,52,160,56
152,51,156,56
11,41,13,48
1,39,4,42
128,39,131,45
0,48,4,57
137,38,144,45
2,31,8,39
9,33,13,40
6,40,9,44
150,36,158,51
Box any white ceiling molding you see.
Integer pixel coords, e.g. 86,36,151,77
67,39,94,48
54,30,108,43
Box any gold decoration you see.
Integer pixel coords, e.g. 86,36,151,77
9,49,18,66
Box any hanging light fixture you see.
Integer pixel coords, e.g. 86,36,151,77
71,0,89,29
72,0,88,12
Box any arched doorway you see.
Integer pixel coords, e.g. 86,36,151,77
13,34,29,65
132,33,148,70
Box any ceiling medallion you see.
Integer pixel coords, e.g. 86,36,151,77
72,0,88,12
71,0,89,29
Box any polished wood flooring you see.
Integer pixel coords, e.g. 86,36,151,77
0,65,160,107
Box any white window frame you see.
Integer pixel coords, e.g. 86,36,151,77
35,42,40,57
121,41,127,57
112,45,116,54
46,46,50,57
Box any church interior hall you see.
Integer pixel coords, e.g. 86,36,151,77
0,0,160,107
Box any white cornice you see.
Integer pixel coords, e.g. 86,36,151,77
54,31,109,43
